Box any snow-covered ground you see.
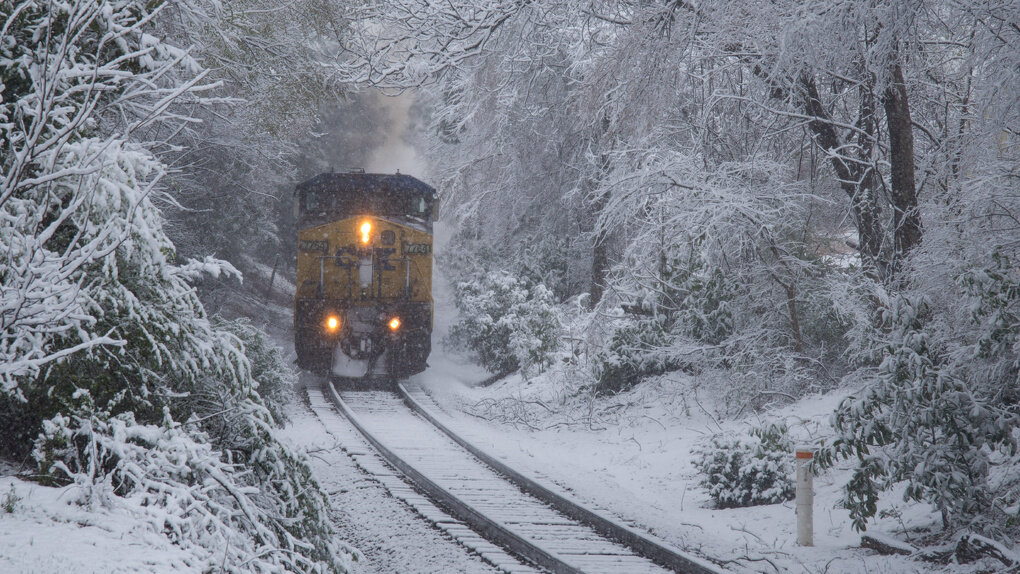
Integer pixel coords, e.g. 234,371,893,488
0,474,201,573
2,252,1013,573
0,365,946,574
407,359,1010,574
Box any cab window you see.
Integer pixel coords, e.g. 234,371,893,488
304,191,322,213
404,194,428,218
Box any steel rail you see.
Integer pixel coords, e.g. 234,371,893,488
397,383,723,574
322,379,585,574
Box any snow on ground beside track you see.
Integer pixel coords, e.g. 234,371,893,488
0,274,484,574
256,283,499,574
0,476,201,573
276,386,500,574
411,358,1006,573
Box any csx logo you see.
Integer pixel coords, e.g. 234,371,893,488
404,243,430,254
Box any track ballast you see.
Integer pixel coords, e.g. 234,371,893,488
316,378,723,574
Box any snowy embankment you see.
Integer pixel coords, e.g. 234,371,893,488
1,259,467,574
0,475,200,572
412,359,1013,574
277,377,500,574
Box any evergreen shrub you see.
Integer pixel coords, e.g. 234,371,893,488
595,318,680,395
449,270,560,376
820,295,1017,532
594,253,733,395
692,424,795,508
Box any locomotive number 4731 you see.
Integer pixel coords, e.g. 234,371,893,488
299,240,328,252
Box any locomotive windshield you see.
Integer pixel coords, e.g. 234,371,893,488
296,172,437,229
301,189,433,219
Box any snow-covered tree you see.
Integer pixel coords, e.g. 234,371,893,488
339,0,1020,539
341,0,619,304
812,0,1020,535
1,1,350,569
1,0,212,386
143,0,351,277
448,264,560,377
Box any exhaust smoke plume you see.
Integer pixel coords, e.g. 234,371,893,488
365,92,426,178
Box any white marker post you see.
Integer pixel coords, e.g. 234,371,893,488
795,447,814,546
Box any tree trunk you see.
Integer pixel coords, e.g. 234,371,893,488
587,111,613,307
784,283,803,353
882,62,922,261
589,203,609,306
800,74,886,278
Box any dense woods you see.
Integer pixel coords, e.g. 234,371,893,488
341,0,1020,540
2,0,1018,568
1,1,350,570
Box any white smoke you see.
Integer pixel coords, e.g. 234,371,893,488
364,92,427,178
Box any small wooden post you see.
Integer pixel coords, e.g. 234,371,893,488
796,447,814,546
265,255,280,300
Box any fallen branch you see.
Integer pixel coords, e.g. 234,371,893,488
861,533,915,556
955,534,1017,567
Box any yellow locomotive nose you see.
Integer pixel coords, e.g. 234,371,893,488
360,220,372,244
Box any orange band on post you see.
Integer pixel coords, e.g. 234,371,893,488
795,451,814,459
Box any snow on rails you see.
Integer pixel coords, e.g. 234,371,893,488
310,376,724,574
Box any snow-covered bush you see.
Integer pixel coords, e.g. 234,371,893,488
33,407,348,572
595,251,735,394
214,316,295,426
822,295,1017,532
448,270,560,376
957,251,1020,400
1,2,351,570
667,254,736,347
516,237,581,302
595,318,682,395
1,485,19,514
692,424,795,508
21,311,351,571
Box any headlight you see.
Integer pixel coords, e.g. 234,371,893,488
388,317,401,331
325,315,341,332
360,221,372,244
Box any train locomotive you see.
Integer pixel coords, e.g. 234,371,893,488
293,171,436,378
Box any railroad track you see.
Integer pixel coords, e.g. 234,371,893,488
314,377,723,574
